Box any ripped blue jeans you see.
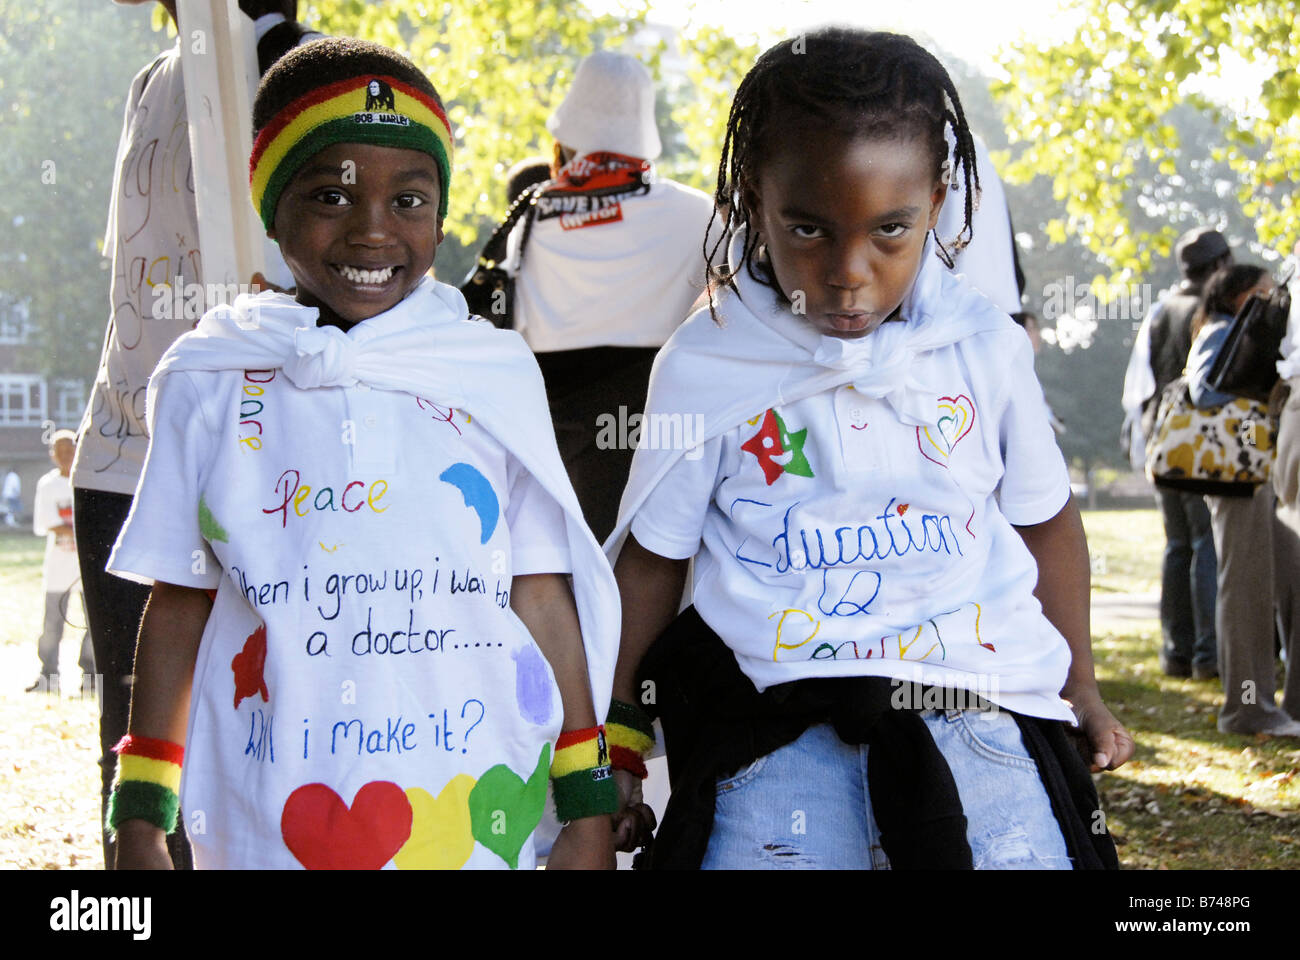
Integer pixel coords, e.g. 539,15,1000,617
701,709,1072,870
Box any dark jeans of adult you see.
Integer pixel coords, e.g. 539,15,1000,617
74,487,193,870
1156,488,1218,672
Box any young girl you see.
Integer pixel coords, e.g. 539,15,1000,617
603,28,1133,869
107,37,619,870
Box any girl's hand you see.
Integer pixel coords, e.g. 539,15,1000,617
113,820,174,870
546,815,615,870
612,768,656,852
1066,688,1135,772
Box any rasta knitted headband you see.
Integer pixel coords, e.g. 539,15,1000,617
250,37,453,229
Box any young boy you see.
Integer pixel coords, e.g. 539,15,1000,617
29,431,95,694
108,37,619,870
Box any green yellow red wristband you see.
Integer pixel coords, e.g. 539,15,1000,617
606,698,654,779
106,735,184,835
551,726,618,822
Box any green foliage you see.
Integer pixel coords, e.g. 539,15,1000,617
994,0,1300,282
0,0,162,387
664,24,759,192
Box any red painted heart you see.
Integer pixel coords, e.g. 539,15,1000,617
281,781,412,870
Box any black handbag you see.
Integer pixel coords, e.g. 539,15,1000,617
1207,264,1294,403
459,181,546,328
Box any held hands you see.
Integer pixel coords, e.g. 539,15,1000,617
612,768,657,853
113,820,174,870
546,814,615,869
1066,688,1135,772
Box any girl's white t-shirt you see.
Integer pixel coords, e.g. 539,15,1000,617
110,359,572,869
630,319,1076,721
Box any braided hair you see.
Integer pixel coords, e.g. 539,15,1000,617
705,28,980,320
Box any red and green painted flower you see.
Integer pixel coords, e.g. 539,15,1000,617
741,409,814,485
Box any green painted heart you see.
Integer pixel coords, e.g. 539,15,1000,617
467,742,550,869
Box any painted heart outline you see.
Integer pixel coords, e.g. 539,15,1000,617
917,394,976,466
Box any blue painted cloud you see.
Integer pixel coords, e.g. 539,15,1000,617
439,462,499,544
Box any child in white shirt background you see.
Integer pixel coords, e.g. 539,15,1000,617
29,430,94,694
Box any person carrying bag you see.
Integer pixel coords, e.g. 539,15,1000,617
1167,263,1300,735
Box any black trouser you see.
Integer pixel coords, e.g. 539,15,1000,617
537,347,657,544
74,486,192,870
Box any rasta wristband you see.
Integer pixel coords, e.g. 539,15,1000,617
605,698,655,780
106,735,184,835
551,726,619,822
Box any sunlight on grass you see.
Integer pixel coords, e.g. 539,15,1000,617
1082,508,1163,595
1083,510,1300,868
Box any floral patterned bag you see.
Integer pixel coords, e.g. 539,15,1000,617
1145,376,1273,495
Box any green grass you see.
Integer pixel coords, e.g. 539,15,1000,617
1081,509,1300,868
1083,508,1162,595
0,528,104,869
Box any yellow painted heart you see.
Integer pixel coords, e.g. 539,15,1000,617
393,774,476,870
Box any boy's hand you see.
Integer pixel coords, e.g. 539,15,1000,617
612,769,656,852
113,820,174,870
546,815,615,869
1065,688,1135,772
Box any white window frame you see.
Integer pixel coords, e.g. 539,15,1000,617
0,375,47,426
54,379,87,427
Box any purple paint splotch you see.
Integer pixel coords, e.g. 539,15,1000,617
513,644,553,725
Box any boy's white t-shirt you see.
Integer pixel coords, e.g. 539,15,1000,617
629,301,1076,721
109,327,573,869
33,469,80,594
506,173,715,352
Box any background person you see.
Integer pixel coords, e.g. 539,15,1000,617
3,467,20,526
505,50,716,542
1187,264,1300,736
1123,226,1230,679
1273,242,1300,510
29,430,95,694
